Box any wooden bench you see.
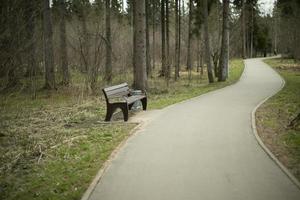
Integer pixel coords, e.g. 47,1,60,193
102,83,147,121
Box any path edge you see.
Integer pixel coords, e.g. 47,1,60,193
80,121,146,200
250,58,300,189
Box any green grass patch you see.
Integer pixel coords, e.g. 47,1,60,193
257,58,300,179
148,59,244,109
0,59,244,200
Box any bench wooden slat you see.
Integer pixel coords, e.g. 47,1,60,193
103,83,128,92
105,86,130,98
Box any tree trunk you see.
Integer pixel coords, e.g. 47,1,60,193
59,0,69,86
187,0,193,81
105,0,112,83
133,0,147,90
187,0,192,71
218,0,230,82
166,0,170,80
146,0,151,76
160,0,166,77
203,0,214,83
175,0,180,80
241,0,246,59
23,1,37,97
178,0,182,75
250,4,253,58
43,0,56,89
28,2,37,98
197,36,200,73
152,0,156,72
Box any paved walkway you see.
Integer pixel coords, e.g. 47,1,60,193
89,58,300,200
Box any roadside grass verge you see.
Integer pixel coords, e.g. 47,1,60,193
257,58,300,180
0,59,244,200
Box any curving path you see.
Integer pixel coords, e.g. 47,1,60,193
88,58,300,200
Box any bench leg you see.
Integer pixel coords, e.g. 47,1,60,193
120,104,129,122
128,103,134,110
105,105,114,121
141,98,147,110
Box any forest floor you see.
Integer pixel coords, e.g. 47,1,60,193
0,59,244,200
256,58,300,180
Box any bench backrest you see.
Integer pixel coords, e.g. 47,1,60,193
102,83,130,102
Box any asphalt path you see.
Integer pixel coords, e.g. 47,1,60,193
89,58,300,200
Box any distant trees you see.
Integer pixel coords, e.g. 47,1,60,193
1,0,292,94
275,0,300,59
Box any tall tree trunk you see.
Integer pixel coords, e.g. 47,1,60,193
166,0,170,80
28,2,37,98
186,0,193,81
200,25,204,76
203,0,214,83
241,0,246,59
24,1,37,97
178,0,182,75
105,0,112,83
59,0,69,86
152,0,156,72
197,36,200,73
43,0,56,89
175,0,180,80
133,0,147,90
186,0,192,70
160,0,166,77
218,0,230,82
146,0,151,76
250,4,253,58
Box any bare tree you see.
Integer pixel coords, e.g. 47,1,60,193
43,0,56,89
133,0,147,90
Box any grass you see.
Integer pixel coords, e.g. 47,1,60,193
0,59,244,200
148,59,245,109
256,58,300,180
